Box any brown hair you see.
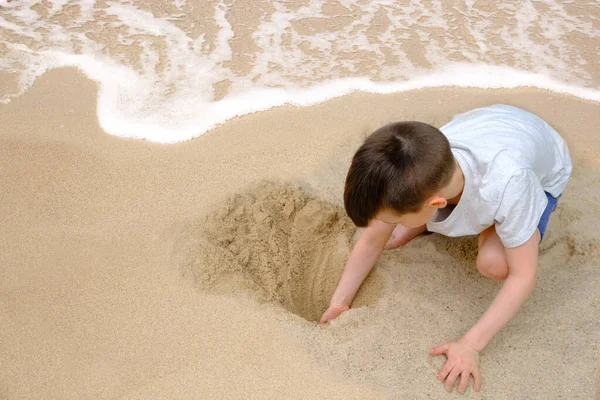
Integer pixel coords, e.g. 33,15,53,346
344,121,455,227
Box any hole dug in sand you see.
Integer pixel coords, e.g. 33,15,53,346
175,182,382,322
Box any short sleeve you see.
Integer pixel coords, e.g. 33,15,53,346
495,169,548,248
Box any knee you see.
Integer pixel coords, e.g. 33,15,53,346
476,252,508,280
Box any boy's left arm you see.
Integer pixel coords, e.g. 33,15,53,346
430,231,539,393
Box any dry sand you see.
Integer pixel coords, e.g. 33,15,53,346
1,68,599,399
597,349,600,400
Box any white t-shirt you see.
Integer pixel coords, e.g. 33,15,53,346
426,104,572,248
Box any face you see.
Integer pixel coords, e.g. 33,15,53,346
374,196,447,228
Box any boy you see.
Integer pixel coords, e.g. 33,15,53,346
320,104,572,393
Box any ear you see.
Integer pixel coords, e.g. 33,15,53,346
427,195,447,209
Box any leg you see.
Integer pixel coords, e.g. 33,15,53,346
477,225,542,280
385,224,427,250
476,225,509,280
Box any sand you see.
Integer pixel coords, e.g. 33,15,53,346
174,181,383,322
1,68,599,399
597,349,600,400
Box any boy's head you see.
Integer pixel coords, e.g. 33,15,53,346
344,121,455,228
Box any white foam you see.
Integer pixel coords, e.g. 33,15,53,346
213,0,234,63
0,12,42,40
94,63,600,143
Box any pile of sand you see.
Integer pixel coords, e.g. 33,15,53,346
174,181,382,322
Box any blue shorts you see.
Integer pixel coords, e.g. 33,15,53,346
538,192,559,241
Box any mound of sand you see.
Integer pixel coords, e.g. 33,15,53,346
175,181,383,322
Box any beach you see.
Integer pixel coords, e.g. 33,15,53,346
1,1,599,399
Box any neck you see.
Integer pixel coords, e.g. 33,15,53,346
442,159,465,205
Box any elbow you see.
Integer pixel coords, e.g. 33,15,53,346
521,261,539,283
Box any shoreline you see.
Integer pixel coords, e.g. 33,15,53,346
6,65,600,144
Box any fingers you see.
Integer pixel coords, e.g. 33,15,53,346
473,369,482,392
457,369,470,393
430,341,482,393
437,360,453,382
430,343,449,355
444,366,461,391
319,309,334,324
319,311,336,324
319,305,348,324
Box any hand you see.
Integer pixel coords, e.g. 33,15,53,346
430,339,482,393
319,304,349,324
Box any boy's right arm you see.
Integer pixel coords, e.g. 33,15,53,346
320,220,395,323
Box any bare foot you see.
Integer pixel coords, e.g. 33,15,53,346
385,224,427,250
